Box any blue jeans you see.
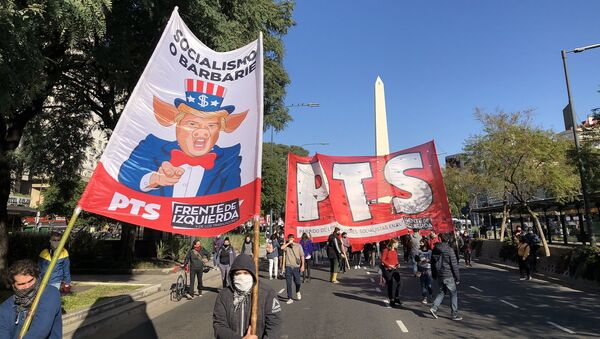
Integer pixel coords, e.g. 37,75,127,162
285,266,301,299
420,272,433,298
431,277,458,316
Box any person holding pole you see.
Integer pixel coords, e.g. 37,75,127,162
213,254,281,338
0,259,62,339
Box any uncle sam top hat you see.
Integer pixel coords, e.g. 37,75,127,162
174,79,235,114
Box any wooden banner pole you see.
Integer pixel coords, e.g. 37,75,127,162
250,215,260,334
19,206,82,338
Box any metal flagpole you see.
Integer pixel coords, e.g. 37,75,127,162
19,206,82,338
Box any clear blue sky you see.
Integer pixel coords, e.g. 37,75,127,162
269,0,600,159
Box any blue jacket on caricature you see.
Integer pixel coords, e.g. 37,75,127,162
118,134,242,196
0,286,62,339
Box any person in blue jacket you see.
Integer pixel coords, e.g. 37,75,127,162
39,232,71,291
118,79,248,198
0,259,62,339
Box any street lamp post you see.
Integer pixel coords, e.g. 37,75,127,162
561,43,600,246
267,103,320,235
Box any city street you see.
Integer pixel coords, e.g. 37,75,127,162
86,259,599,339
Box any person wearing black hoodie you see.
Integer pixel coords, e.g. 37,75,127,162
213,254,282,339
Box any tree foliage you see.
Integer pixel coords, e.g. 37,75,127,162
464,109,579,255
261,143,308,218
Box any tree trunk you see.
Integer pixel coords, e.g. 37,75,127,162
119,223,136,263
526,206,551,257
499,201,509,241
0,155,10,280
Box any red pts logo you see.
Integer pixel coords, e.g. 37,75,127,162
108,192,161,220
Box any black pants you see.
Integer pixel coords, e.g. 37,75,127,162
464,251,471,265
303,258,312,281
189,268,203,294
518,258,530,278
382,268,402,301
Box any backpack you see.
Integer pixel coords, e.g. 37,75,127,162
431,250,444,280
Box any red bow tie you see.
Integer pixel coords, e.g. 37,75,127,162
170,149,217,169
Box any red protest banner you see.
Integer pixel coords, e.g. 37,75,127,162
285,141,452,245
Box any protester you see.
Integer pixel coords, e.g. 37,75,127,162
217,237,237,288
517,236,532,281
39,231,71,292
1,259,62,338
429,233,462,321
427,231,440,252
363,242,375,268
213,254,281,338
416,239,433,304
327,227,343,283
512,226,522,244
241,234,255,257
182,240,211,298
409,232,422,275
266,234,279,280
524,228,540,273
312,241,321,266
277,231,285,278
299,233,313,282
340,232,350,273
280,234,305,304
213,235,224,269
461,232,473,267
401,235,411,263
381,238,402,308
351,243,363,269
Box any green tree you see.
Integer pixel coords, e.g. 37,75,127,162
0,0,109,272
465,109,579,256
261,143,308,219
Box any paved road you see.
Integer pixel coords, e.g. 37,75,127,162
86,258,599,338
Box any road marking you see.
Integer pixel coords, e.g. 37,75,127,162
547,321,576,334
278,288,285,294
375,287,381,293
499,299,519,309
396,320,408,333
469,286,483,292
369,278,374,283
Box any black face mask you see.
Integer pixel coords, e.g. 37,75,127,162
13,278,40,313
223,244,230,248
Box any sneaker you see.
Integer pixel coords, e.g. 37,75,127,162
286,299,294,304
527,276,532,281
332,280,340,284
185,293,194,300
269,277,273,280
452,315,463,321
429,308,438,319
296,292,302,300
354,265,358,269
421,298,428,304
519,277,526,281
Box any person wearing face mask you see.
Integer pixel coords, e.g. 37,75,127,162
0,259,62,338
182,240,211,298
217,237,237,288
213,254,282,339
38,232,71,292
241,234,255,257
327,227,344,283
381,238,402,308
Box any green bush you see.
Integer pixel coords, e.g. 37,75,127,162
499,240,517,263
560,246,600,283
471,239,483,257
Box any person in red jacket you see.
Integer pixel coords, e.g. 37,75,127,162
381,238,402,308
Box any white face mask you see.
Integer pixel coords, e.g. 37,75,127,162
233,274,254,293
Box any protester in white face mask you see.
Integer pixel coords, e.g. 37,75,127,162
213,254,282,339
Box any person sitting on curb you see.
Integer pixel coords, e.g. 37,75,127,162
213,254,282,339
0,259,62,339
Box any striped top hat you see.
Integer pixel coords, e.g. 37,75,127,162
174,79,235,114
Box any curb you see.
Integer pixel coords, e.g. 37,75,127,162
63,283,161,327
72,268,173,275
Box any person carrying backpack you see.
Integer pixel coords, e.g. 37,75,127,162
429,233,462,321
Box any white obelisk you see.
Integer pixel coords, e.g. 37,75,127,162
375,76,390,156
375,76,392,203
